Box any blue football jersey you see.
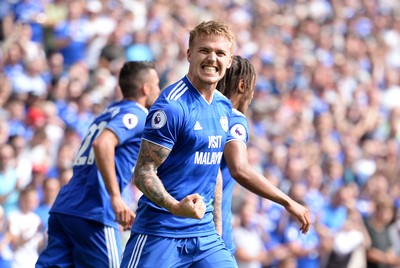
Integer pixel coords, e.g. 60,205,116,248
132,76,232,238
50,100,148,229
221,108,249,254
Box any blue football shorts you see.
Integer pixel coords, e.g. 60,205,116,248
120,232,238,268
36,213,122,268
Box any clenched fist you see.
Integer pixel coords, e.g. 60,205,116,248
171,193,206,219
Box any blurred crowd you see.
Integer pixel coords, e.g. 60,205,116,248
0,0,400,267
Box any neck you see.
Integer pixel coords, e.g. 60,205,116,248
230,97,240,110
186,75,216,103
371,217,386,231
125,97,146,109
201,88,215,103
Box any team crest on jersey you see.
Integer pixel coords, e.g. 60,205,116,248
151,110,167,129
230,123,246,141
220,116,228,132
123,114,138,129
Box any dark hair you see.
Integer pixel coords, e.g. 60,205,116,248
100,44,124,62
217,55,255,100
118,61,155,98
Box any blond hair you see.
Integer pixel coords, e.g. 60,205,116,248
188,21,235,52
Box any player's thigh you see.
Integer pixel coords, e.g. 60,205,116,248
121,233,192,268
36,213,74,268
191,234,238,268
64,216,122,268
191,249,238,268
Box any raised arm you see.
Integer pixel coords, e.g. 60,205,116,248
134,139,206,219
224,141,311,234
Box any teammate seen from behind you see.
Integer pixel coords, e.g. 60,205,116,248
216,55,310,258
121,20,237,268
36,61,160,268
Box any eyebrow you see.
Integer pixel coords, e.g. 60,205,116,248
198,46,228,53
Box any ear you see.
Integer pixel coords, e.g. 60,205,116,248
238,79,245,94
227,55,233,68
187,49,191,63
142,83,150,96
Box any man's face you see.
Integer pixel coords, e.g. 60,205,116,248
238,75,256,114
187,34,233,88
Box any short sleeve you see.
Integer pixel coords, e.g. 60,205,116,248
106,109,146,145
226,110,249,145
142,99,184,150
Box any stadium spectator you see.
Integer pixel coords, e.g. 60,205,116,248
234,197,268,268
364,194,400,268
35,178,60,231
52,0,90,68
0,144,19,215
7,186,44,268
0,204,12,268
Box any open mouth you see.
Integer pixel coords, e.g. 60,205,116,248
202,66,219,73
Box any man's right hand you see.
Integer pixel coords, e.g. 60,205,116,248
171,193,206,219
111,195,135,228
285,200,311,234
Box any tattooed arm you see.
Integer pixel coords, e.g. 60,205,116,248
134,139,206,219
213,169,223,236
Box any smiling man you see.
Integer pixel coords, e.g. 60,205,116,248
120,21,237,268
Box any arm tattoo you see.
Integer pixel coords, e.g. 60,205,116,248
134,140,176,211
213,170,223,234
